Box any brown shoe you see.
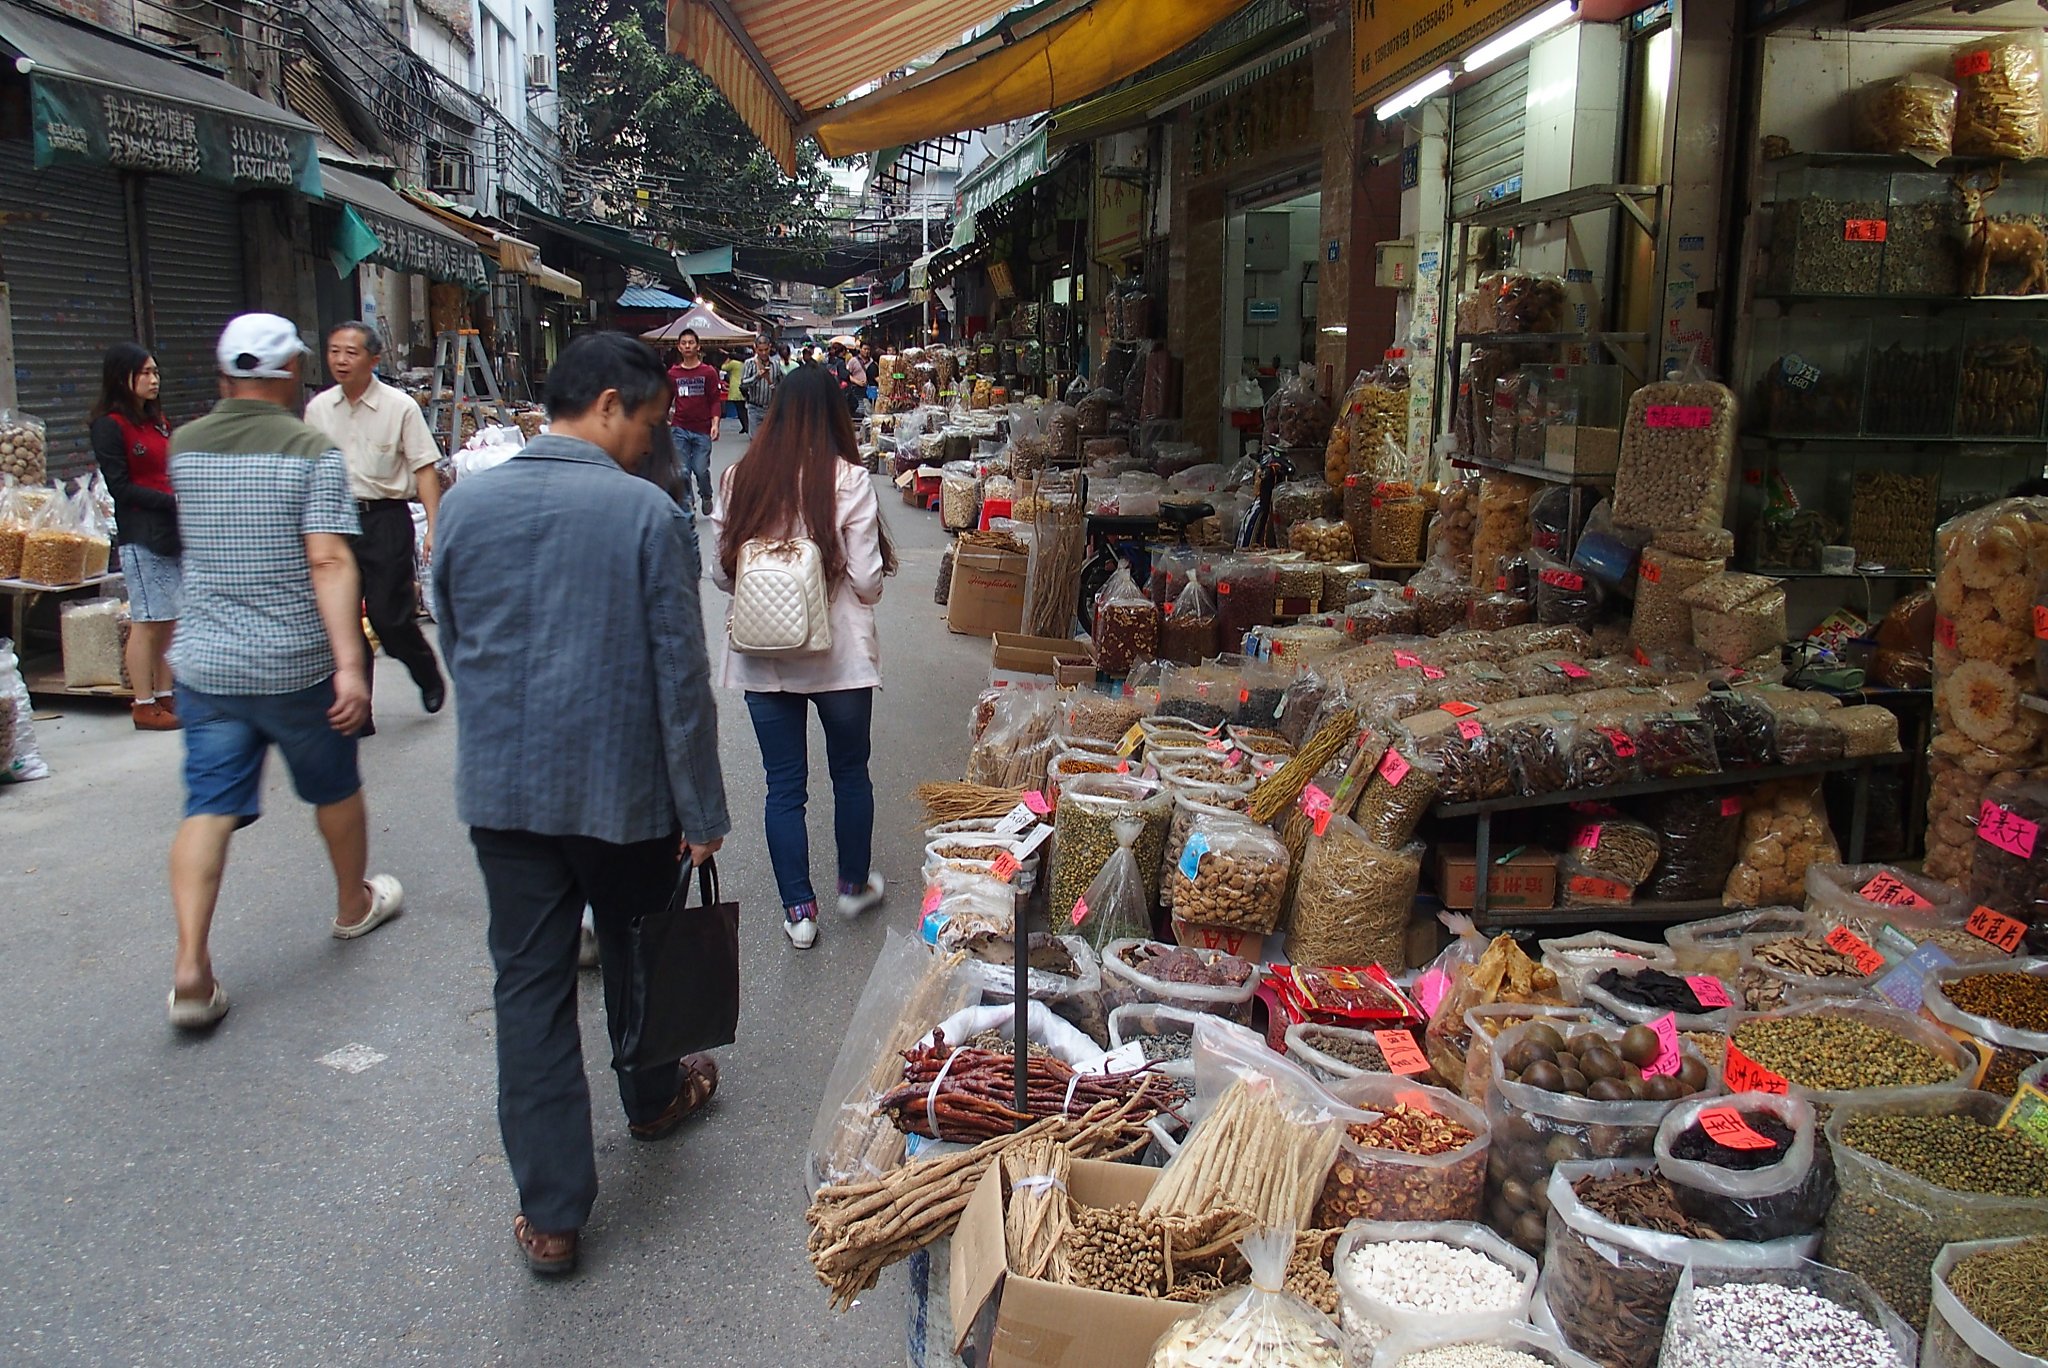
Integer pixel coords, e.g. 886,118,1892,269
512,1214,579,1277
628,1054,719,1141
132,701,181,732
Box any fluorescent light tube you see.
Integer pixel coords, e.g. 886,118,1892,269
1375,68,1454,121
1462,1,1576,74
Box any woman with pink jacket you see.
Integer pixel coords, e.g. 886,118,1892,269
707,364,898,948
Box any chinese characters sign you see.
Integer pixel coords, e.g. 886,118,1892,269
32,77,319,193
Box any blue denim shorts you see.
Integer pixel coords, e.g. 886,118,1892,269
177,678,361,819
119,542,181,622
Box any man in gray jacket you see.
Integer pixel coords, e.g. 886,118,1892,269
432,332,730,1277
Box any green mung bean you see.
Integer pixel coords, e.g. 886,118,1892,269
1732,1016,1953,1092
1839,1116,2048,1197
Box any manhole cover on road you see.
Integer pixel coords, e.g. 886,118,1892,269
318,1043,389,1073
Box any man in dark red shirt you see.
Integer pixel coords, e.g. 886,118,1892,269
666,327,722,516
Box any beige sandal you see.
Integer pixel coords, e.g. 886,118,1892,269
167,981,229,1029
333,874,404,940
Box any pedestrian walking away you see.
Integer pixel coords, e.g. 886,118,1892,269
163,313,403,1032
707,363,897,950
433,331,731,1279
666,329,721,516
719,348,747,434
740,334,779,435
89,342,181,731
304,322,448,722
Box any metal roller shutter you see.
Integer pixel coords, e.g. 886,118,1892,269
0,142,136,480
140,178,247,429
1449,59,1530,214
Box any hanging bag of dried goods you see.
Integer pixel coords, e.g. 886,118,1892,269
1541,1159,1819,1368
1288,816,1423,969
1659,1262,1915,1368
1146,1229,1347,1368
1326,369,1373,487
1048,773,1171,924
1165,811,1289,934
1264,363,1334,454
1610,380,1736,535
1822,1090,2048,1330
1372,1323,1599,1368
1483,1020,1716,1254
1316,1078,1491,1225
1334,1219,1537,1356
1953,33,2045,158
1354,736,1440,846
1091,567,1160,677
1923,961,2048,1097
1724,779,1842,907
0,409,45,486
1653,1092,1833,1240
17,488,87,586
1927,1235,2048,1368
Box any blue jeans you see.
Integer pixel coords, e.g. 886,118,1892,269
743,688,875,911
671,428,713,505
177,678,360,819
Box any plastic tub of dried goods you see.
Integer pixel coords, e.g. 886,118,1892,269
1923,959,2048,1097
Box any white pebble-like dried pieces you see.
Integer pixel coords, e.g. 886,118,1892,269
1392,1346,1553,1368
1338,1241,1527,1352
1663,1284,1908,1368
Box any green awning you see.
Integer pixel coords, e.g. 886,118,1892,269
0,1,321,193
954,127,1046,221
514,200,685,287
319,163,489,288
1045,16,1311,147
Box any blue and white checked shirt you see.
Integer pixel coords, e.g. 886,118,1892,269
169,399,361,696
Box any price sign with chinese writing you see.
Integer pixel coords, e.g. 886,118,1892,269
1873,942,1954,1012
1440,700,1479,717
1825,925,1887,975
1979,801,2040,860
1558,661,1591,679
1457,719,1485,741
1645,405,1714,429
1698,1107,1777,1150
1967,904,2029,954
1567,873,1632,902
1641,1013,1682,1077
1957,48,1995,77
1574,824,1604,850
990,851,1022,883
1393,651,1423,670
1724,1041,1791,1095
1857,871,1932,910
1023,790,1052,816
1375,1029,1432,1075
1300,784,1334,837
1842,219,1888,242
994,803,1039,837
1687,975,1734,1009
1379,748,1412,785
1599,727,1638,758
1540,568,1586,591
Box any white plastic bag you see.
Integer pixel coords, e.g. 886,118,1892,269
1146,1229,1346,1367
1335,1218,1537,1355
0,638,47,782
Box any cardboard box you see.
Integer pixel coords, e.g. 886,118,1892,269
990,632,1088,685
951,1159,1194,1366
1051,655,1097,687
1434,843,1558,911
948,545,1028,637
1169,916,1278,964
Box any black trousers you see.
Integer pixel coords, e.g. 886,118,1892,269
353,499,442,696
470,826,685,1232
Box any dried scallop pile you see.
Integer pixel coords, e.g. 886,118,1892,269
1925,498,2048,883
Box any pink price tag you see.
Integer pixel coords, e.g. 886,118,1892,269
1456,719,1485,742
1574,824,1603,850
1645,404,1714,429
1300,784,1334,836
1413,968,1451,1017
1378,748,1412,786
1393,651,1423,670
1421,665,1446,680
1374,1029,1432,1075
1023,790,1052,816
1641,1013,1683,1077
1687,975,1733,1009
1721,796,1744,817
1558,662,1590,679
921,885,942,916
1070,895,1090,928
1979,800,2040,860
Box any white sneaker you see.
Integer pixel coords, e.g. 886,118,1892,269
838,872,886,919
784,914,819,949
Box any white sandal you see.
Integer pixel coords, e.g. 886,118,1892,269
333,874,405,940
167,981,229,1029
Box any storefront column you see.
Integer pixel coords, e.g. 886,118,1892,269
1181,188,1227,459
1315,35,1356,389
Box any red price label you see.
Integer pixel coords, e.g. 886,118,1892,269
1421,665,1446,680
1688,975,1734,1009
1378,748,1412,786
1981,800,2041,860
1967,904,2029,954
1724,1041,1791,1095
1842,218,1888,242
1599,726,1638,758
1567,873,1632,902
1559,661,1591,679
922,884,943,916
1641,558,1664,585
1633,646,1653,667
1239,687,1251,705
1300,784,1334,837
1645,404,1714,429
1958,48,1994,77
1857,871,1932,910
1540,568,1586,591
1456,719,1485,742
1345,475,1359,487
1216,581,1231,595
1698,1106,1778,1150
1023,790,1052,816
1574,823,1604,850
1070,894,1090,927
1824,925,1886,975
1642,1013,1683,1077
1375,1029,1432,1076
990,851,1022,883
1721,796,1744,816
1936,615,1957,650
1440,700,1479,717
1393,651,1423,670
2035,605,2048,641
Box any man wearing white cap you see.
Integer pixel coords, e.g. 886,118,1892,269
160,313,406,1031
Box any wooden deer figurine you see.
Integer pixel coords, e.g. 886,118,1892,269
1956,166,2048,296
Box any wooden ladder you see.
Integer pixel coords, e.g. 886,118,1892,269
426,329,513,454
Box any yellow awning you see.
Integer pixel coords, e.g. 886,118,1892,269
403,192,551,279
666,0,1023,175
1045,16,1311,147
528,264,584,301
806,0,1249,159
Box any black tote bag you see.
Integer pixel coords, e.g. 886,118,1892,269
614,857,740,1073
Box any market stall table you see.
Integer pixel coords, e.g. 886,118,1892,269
1,572,122,691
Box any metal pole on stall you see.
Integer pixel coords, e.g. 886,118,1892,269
921,196,932,345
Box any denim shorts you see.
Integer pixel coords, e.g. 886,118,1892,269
177,678,361,819
119,542,181,622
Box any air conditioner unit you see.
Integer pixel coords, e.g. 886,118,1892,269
526,53,553,91
427,146,475,196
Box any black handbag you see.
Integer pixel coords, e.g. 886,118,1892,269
614,856,739,1073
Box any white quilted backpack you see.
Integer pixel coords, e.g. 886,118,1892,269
728,536,833,656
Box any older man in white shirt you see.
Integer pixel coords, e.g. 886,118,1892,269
304,321,447,721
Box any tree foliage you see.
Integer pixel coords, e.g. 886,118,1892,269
556,0,831,253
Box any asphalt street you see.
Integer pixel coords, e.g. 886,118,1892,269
0,431,990,1365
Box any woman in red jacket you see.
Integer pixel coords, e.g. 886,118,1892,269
89,343,180,731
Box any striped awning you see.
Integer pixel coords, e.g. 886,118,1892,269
665,0,1023,174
